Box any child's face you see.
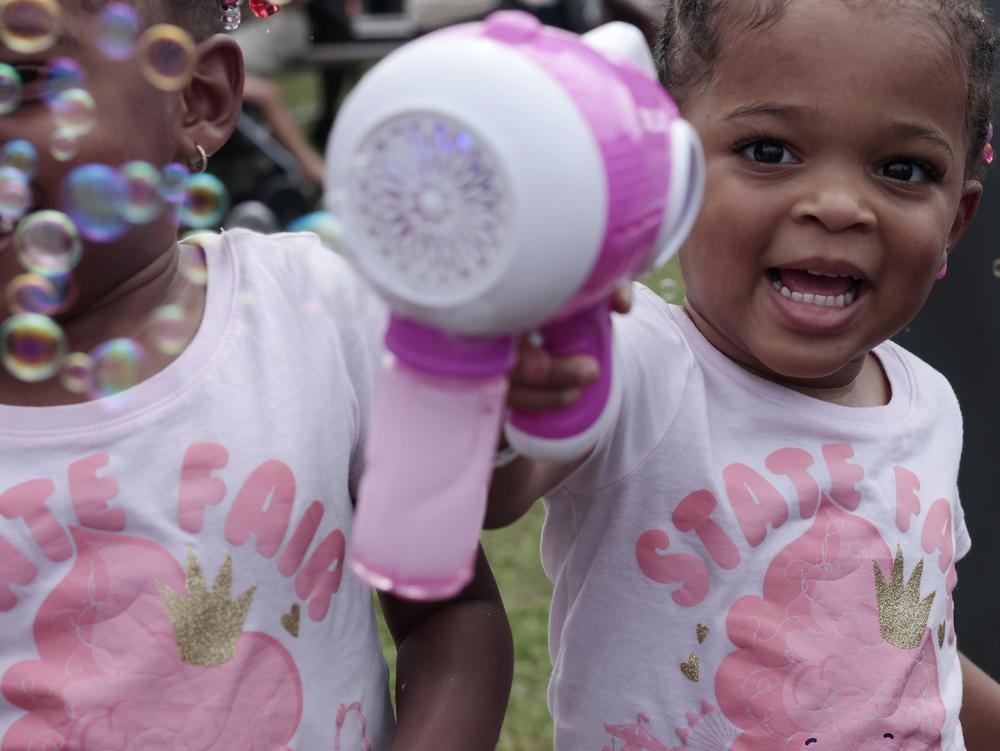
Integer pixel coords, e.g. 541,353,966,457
0,2,184,318
678,0,981,390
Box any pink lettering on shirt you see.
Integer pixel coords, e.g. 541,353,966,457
636,529,710,607
224,460,296,558
0,536,37,611
823,443,863,511
278,501,324,577
295,528,346,621
922,498,954,574
672,490,740,569
724,464,789,547
69,454,125,532
177,442,229,533
893,466,921,533
0,480,71,562
766,447,821,519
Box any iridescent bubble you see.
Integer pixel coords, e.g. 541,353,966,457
42,56,85,101
120,160,163,225
160,162,189,203
0,139,36,178
0,0,59,54
5,272,62,314
179,244,207,285
0,166,30,228
0,313,66,382
89,337,145,397
150,303,187,355
49,128,78,162
136,24,196,92
179,172,229,229
14,209,82,275
61,163,128,242
287,211,342,251
97,1,139,61
59,351,92,393
0,63,22,115
49,87,97,138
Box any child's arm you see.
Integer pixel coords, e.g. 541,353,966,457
959,651,1000,749
379,548,513,750
485,283,635,527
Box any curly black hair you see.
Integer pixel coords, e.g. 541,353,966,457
655,0,998,179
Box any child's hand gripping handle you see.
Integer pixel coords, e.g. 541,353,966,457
349,354,510,601
504,299,620,463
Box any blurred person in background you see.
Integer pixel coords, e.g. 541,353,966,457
233,0,352,184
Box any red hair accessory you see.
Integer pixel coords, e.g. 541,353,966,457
220,0,286,31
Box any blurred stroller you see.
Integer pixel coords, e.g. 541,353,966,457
212,0,354,231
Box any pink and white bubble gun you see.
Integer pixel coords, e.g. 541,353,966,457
325,11,704,600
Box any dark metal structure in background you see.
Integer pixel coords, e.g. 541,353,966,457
894,0,1000,677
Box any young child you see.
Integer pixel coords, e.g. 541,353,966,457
0,1,512,748
493,0,1000,748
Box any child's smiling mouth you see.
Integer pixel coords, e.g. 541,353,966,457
767,267,864,309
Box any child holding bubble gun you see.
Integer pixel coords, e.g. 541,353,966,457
491,0,1000,749
0,0,515,748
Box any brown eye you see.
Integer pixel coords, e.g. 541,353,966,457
737,139,795,165
877,159,937,183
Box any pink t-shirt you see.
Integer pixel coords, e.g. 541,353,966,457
0,229,394,750
542,285,971,751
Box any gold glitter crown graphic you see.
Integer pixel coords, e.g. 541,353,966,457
157,551,257,667
873,545,935,650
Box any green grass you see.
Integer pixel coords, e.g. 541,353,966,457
375,505,554,750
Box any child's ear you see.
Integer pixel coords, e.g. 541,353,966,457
946,179,984,253
178,35,245,162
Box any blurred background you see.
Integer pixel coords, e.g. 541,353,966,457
223,1,1000,747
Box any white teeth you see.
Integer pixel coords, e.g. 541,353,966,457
806,269,856,279
772,280,857,308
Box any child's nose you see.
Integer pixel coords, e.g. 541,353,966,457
790,173,878,234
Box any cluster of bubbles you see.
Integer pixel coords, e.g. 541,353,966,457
0,0,335,402
0,0,232,398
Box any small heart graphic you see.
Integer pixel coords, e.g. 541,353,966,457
281,603,300,638
696,624,710,644
680,653,700,682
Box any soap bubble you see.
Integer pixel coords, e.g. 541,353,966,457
5,272,62,314
14,209,82,275
49,129,78,162
160,162,189,203
42,56,85,101
59,351,93,393
179,244,208,285
89,337,145,397
136,24,196,92
179,172,228,229
0,0,59,54
97,1,140,61
0,166,30,228
150,304,187,355
61,163,128,242
120,160,164,225
0,313,66,382
0,63,22,115
0,139,37,178
287,211,342,251
49,87,97,138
